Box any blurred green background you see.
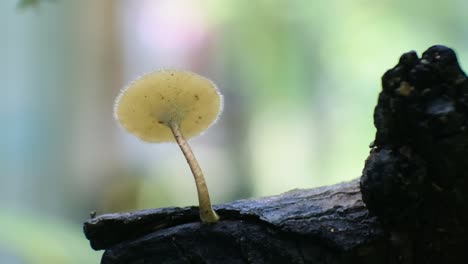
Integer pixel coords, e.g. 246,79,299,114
2,0,468,262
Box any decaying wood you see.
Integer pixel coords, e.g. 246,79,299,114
85,179,388,263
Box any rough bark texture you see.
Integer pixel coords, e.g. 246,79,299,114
84,45,468,263
360,45,468,263
86,180,388,263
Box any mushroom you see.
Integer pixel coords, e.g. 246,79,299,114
114,69,222,223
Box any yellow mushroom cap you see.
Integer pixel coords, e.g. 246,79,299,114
114,70,223,142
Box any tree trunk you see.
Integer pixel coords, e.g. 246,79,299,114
84,45,468,263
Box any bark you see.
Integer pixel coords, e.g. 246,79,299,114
85,179,388,263
84,45,468,263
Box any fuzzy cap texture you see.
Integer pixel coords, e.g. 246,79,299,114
114,70,223,142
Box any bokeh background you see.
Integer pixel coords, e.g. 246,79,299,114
2,0,468,262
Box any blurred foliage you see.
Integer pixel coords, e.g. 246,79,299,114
17,0,55,9
0,209,101,263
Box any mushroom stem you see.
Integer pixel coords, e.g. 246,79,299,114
168,120,219,223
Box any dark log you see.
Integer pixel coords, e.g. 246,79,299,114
360,45,468,263
84,45,468,263
85,179,388,263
